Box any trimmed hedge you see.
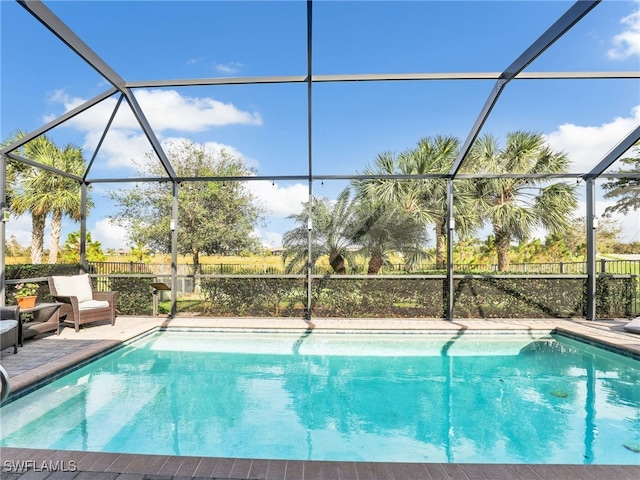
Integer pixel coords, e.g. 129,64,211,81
199,275,636,319
5,266,636,318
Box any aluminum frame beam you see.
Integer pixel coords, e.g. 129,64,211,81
84,95,125,181
449,0,600,178
585,179,597,320
0,88,118,156
306,0,314,322
17,0,126,90
125,71,638,89
17,1,177,181
124,88,177,179
82,172,589,184
586,125,640,179
5,152,83,182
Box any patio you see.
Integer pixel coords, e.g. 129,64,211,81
0,316,639,480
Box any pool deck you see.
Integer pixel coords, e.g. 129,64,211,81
1,316,639,480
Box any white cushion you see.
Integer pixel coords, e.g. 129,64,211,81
623,317,640,334
53,274,93,303
0,320,18,334
78,300,110,311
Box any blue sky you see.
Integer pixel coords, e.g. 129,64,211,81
1,0,639,251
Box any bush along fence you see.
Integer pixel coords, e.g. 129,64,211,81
194,274,637,319
4,264,638,319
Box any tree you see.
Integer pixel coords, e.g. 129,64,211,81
602,142,640,217
58,231,106,263
5,235,27,258
469,131,578,271
0,129,30,206
283,187,430,275
5,133,87,264
32,142,86,263
10,135,56,264
109,139,264,279
595,217,623,253
562,216,622,257
563,217,587,258
283,187,360,274
355,135,483,268
129,242,151,263
351,200,429,274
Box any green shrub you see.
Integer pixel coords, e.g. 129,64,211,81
110,275,154,315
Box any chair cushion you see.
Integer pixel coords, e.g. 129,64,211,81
78,300,110,311
623,317,640,334
0,320,18,334
53,274,93,303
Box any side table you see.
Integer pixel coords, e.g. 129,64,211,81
18,302,62,346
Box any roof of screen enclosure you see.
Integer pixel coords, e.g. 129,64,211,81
1,0,639,185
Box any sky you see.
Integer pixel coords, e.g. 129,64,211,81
1,0,639,252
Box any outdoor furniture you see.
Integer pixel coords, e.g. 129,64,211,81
623,316,640,334
0,306,20,354
150,282,170,317
19,303,62,345
48,274,118,332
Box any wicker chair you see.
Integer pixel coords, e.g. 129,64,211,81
48,274,118,332
0,306,20,354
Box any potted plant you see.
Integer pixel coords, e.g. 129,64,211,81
13,282,39,309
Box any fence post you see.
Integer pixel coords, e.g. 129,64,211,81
600,258,607,274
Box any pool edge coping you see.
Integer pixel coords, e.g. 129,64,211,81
5,322,638,402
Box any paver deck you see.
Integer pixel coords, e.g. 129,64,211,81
1,315,639,480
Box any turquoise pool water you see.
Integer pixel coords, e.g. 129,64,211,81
1,331,639,464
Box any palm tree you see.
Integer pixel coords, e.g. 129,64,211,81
0,130,31,207
355,135,483,268
10,135,87,264
10,136,57,264
283,187,360,274
351,200,430,274
39,143,86,263
468,131,578,271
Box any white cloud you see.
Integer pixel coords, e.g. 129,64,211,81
249,181,308,217
543,105,640,173
92,218,130,250
201,140,248,163
133,89,262,131
261,231,284,249
215,62,243,75
44,88,263,169
5,214,33,249
85,128,154,169
607,10,640,60
185,57,205,65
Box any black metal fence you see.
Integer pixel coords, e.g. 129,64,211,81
87,258,640,276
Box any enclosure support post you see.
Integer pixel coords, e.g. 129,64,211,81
170,182,179,318
586,178,596,321
446,178,455,321
80,183,88,273
0,154,6,306
305,0,313,322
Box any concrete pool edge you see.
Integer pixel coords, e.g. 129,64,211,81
0,446,638,480
4,316,640,400
1,317,639,479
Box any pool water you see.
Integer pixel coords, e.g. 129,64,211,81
1,331,639,464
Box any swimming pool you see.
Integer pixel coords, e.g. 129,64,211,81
1,331,638,464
